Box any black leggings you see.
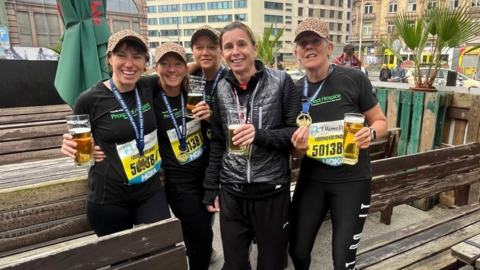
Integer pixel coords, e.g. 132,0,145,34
86,188,171,237
289,178,371,270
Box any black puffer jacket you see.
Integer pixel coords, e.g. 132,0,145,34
203,60,302,205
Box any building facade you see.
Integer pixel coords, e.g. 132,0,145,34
1,0,148,48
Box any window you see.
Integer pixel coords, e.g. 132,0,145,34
321,0,326,4
285,28,292,32
387,21,395,34
298,7,304,16
338,11,343,19
347,12,350,19
150,42,160,48
337,23,342,31
286,3,292,6
407,1,417,11
346,24,350,31
234,1,247,8
113,20,130,33
16,11,33,46
208,1,232,9
364,4,373,14
148,30,159,37
265,28,282,35
330,10,334,18
330,0,335,5
309,0,314,4
184,29,195,36
363,23,372,35
159,4,180,12
339,0,343,6
348,0,352,8
182,3,205,11
329,22,334,31
148,18,158,25
473,0,480,6
286,16,292,19
450,0,459,8
308,9,314,16
160,30,181,36
208,15,233,22
429,0,438,8
160,17,181,25
235,14,248,21
320,10,325,17
147,6,157,13
389,2,397,13
34,13,61,47
299,0,303,3
286,8,292,11
265,1,283,10
108,0,139,14
132,22,140,33
264,15,283,23
183,16,207,24
337,35,342,43
329,35,333,41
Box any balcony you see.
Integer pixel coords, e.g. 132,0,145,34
350,33,391,43
363,13,375,20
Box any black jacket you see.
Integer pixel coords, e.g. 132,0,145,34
203,60,302,205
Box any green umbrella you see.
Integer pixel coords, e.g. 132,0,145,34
54,0,111,107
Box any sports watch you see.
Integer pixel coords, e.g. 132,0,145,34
369,127,376,141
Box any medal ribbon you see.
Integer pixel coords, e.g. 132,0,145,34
159,90,187,152
202,66,224,105
302,65,334,113
110,79,145,156
232,87,251,125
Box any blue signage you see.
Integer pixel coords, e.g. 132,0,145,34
0,27,10,47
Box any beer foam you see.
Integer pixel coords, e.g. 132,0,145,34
70,128,91,134
228,124,242,129
344,116,365,123
188,93,203,97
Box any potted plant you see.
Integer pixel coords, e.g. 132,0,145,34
383,2,480,90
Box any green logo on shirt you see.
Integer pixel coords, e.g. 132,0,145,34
311,94,342,106
110,103,151,120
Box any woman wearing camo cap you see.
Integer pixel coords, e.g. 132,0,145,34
289,18,387,270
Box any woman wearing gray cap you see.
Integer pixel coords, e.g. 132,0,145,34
289,18,387,270
61,30,171,236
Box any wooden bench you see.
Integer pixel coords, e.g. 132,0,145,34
0,105,72,165
0,218,187,270
355,142,480,269
451,233,480,269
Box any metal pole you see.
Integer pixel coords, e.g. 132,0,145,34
274,21,278,66
177,19,180,43
358,0,364,61
0,0,8,27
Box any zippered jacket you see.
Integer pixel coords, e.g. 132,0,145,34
202,60,302,205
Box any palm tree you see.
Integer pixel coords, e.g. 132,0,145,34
255,23,284,66
47,37,63,55
383,2,480,89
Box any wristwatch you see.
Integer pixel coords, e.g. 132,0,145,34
369,127,376,141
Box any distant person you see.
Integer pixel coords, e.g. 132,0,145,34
391,64,405,82
333,44,362,69
379,64,391,82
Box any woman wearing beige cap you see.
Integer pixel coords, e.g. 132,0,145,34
60,29,171,236
203,21,301,270
289,18,387,270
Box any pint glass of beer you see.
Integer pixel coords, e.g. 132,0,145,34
187,75,205,117
343,113,365,165
66,115,93,167
226,105,249,156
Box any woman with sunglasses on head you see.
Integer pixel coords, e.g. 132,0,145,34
289,18,387,270
60,30,171,237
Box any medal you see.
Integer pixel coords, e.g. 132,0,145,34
177,150,190,163
296,112,312,128
138,156,148,169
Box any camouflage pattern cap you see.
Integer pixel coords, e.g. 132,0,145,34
107,29,148,53
191,25,220,47
154,42,188,63
294,18,330,42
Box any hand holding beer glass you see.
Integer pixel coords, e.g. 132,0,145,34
227,105,250,157
186,76,205,118
343,113,365,165
66,115,93,167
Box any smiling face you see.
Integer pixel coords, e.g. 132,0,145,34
108,41,147,92
155,53,188,92
192,35,221,72
294,32,333,73
221,28,258,78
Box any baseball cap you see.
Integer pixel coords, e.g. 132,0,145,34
154,42,188,64
294,18,330,42
191,25,220,47
107,29,148,54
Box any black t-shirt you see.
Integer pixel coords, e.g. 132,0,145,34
73,80,161,205
296,65,378,183
141,76,207,183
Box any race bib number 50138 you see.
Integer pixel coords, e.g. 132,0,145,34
307,120,344,167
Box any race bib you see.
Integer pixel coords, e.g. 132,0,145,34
117,130,161,185
167,121,204,165
307,120,344,167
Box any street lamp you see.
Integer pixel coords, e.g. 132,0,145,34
358,0,364,61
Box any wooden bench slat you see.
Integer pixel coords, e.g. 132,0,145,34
0,149,65,166
0,218,184,270
372,142,480,176
451,234,480,265
0,105,71,116
401,250,459,270
0,137,63,155
0,112,71,125
0,124,67,141
0,120,66,130
358,221,480,269
358,207,480,268
117,246,187,270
